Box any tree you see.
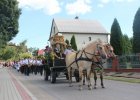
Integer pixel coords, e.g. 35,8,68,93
19,52,32,59
133,7,140,53
28,47,34,53
130,37,133,47
18,40,28,53
0,45,16,60
0,0,21,48
70,35,77,51
32,48,39,57
0,40,28,60
122,34,132,54
110,18,123,55
28,47,39,56
65,39,70,45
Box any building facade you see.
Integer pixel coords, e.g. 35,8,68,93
49,18,109,50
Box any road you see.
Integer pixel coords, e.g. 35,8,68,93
10,68,140,100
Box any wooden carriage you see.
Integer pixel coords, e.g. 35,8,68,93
44,34,77,83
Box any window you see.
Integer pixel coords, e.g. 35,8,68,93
89,37,91,41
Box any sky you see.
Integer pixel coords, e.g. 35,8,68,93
11,0,140,49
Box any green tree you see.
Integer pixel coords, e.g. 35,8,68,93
1,45,16,60
28,47,39,57
65,39,70,45
0,0,21,48
130,37,133,47
133,7,140,53
0,40,28,60
17,40,28,53
28,47,34,53
122,34,132,54
110,18,123,55
32,48,39,57
19,52,32,59
70,35,77,51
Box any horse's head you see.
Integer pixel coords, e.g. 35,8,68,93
83,40,107,60
103,43,116,59
95,43,107,59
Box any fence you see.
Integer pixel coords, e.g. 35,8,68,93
105,55,140,72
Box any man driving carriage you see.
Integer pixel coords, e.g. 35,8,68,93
64,44,75,56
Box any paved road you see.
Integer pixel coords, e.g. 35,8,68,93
10,68,140,100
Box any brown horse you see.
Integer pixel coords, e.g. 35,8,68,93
65,40,107,90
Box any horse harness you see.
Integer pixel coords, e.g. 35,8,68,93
67,44,104,70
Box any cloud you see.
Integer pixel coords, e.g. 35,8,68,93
116,0,134,2
100,0,111,4
17,0,61,15
66,0,92,15
98,0,135,8
97,4,104,8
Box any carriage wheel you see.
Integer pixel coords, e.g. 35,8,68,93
75,76,80,82
66,73,69,80
50,71,56,83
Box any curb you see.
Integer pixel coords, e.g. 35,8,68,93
105,74,140,79
8,70,37,100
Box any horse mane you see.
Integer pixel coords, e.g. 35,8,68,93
83,39,103,49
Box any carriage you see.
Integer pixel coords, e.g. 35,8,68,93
44,34,79,83
43,36,115,90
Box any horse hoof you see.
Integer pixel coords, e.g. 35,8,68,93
94,87,97,89
69,85,73,87
79,86,83,91
79,88,83,91
88,87,92,90
102,86,105,88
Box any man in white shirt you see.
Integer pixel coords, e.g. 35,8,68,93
64,45,75,56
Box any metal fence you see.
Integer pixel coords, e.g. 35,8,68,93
106,55,140,69
106,58,113,68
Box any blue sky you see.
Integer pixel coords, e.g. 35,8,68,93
11,0,140,49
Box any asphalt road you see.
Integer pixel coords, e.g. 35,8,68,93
11,68,140,100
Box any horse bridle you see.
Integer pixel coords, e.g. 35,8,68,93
82,43,105,61
105,44,114,58
67,43,105,69
73,44,104,68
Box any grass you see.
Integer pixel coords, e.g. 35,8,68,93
104,76,140,84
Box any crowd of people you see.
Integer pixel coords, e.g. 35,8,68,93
0,58,44,76
14,58,44,76
0,43,75,77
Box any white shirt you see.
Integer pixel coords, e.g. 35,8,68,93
64,49,73,55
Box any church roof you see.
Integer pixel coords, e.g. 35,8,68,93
54,19,109,34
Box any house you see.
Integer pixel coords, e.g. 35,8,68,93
38,49,45,56
49,18,109,50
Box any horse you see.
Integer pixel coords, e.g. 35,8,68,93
65,40,107,90
78,42,116,88
92,43,116,89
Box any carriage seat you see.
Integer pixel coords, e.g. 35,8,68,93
54,59,66,66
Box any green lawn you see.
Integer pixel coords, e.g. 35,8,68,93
104,76,140,83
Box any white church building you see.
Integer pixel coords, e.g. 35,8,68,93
49,18,109,50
